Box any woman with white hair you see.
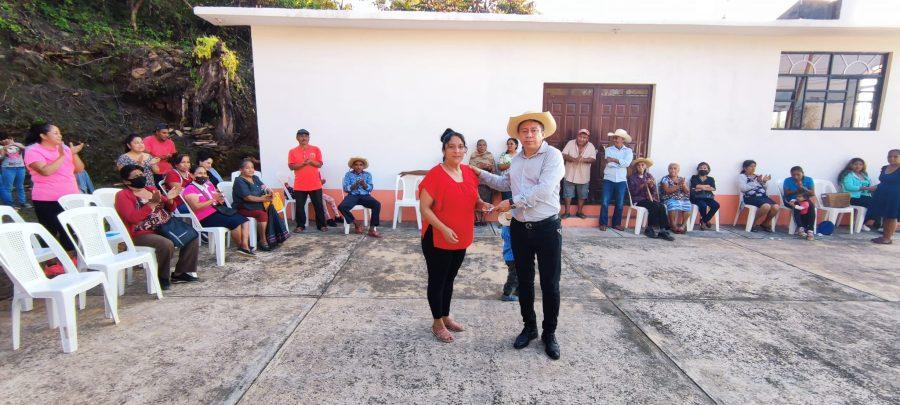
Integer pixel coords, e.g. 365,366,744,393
659,162,692,233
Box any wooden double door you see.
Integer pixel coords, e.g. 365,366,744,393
543,83,653,202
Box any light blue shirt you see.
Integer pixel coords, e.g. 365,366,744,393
479,141,565,222
602,145,633,183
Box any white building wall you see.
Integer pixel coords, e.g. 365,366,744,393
250,25,898,195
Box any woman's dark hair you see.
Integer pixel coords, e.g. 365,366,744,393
123,133,142,152
440,128,466,150
119,164,144,181
25,122,54,145
507,137,519,147
696,161,711,172
790,166,804,175
797,189,812,199
740,159,756,174
240,158,255,169
170,153,191,169
197,149,215,162
838,158,867,184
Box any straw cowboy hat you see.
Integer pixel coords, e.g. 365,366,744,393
631,157,654,168
607,128,633,143
347,156,369,169
507,111,557,139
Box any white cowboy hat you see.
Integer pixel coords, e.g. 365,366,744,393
506,111,557,140
497,211,513,227
607,128,633,143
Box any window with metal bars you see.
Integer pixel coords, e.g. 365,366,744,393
772,52,888,130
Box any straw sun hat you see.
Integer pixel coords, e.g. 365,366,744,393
607,128,633,143
506,111,557,140
347,156,368,169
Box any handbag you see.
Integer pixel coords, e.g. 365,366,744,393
214,204,239,216
821,192,850,208
157,217,199,248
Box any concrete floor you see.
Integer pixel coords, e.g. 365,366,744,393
0,224,897,404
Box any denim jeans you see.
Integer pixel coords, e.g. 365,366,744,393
0,166,26,206
600,180,627,227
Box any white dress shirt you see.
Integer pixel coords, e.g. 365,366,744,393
602,145,634,183
479,141,565,222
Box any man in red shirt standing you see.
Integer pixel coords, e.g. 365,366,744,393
143,123,177,185
287,129,327,232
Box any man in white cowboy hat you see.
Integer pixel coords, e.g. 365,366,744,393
338,156,382,237
600,128,634,231
471,111,565,360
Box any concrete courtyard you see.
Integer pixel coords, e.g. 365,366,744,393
0,224,897,404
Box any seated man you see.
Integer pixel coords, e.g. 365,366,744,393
339,157,382,237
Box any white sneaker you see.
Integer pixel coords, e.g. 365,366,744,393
861,225,871,232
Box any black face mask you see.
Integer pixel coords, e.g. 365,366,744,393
195,177,208,185
698,170,709,176
129,176,147,189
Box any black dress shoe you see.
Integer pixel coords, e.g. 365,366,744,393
542,332,560,360
513,327,538,349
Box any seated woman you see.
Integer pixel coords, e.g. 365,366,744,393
233,159,290,251
690,162,719,230
115,133,160,188
659,163,692,234
196,150,224,186
183,165,254,256
627,158,673,240
738,160,780,232
339,156,382,237
782,166,816,229
839,158,878,231
114,164,199,290
165,153,193,214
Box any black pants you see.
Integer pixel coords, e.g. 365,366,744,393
33,200,74,251
338,194,381,226
636,200,668,229
292,189,326,230
792,204,816,231
850,196,878,223
421,226,466,319
510,216,562,334
691,197,720,223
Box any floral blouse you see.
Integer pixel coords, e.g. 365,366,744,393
659,176,690,202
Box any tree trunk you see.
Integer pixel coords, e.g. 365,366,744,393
191,42,236,144
130,0,145,31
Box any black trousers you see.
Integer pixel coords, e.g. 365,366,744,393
636,200,668,229
850,196,877,222
292,189,326,230
691,197,720,223
510,216,562,334
338,194,381,226
33,200,74,251
421,226,466,319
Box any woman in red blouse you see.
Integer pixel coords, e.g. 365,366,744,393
419,128,493,343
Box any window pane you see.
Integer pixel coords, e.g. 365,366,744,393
779,54,801,74
802,102,824,129
828,78,847,91
807,77,828,90
823,103,843,128
858,92,874,102
806,91,826,102
853,102,873,128
571,88,594,96
832,54,884,75
787,53,830,74
776,91,794,102
772,102,792,129
777,76,796,90
859,78,878,91
827,92,845,101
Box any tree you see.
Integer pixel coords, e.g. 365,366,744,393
375,0,534,14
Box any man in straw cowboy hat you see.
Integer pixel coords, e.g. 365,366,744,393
471,111,565,360
338,156,382,237
599,128,634,231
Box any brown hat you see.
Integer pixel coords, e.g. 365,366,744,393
347,156,369,169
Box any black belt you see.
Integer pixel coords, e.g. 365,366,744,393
513,214,559,230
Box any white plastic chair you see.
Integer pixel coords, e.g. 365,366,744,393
0,222,119,353
733,183,779,232
217,181,257,249
92,188,121,208
624,187,648,235
816,179,854,234
158,179,192,222
231,170,261,181
0,206,56,312
340,189,371,235
58,207,162,299
393,175,422,230
686,204,721,232
58,193,100,210
180,189,228,266
276,171,307,229
776,182,818,235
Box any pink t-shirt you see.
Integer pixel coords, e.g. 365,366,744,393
184,182,218,221
143,135,177,174
24,144,79,201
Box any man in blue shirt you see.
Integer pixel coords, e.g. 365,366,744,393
600,129,634,231
339,157,382,237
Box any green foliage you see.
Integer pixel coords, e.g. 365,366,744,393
381,0,534,14
0,2,24,35
193,36,240,81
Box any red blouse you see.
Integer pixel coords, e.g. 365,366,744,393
418,164,479,250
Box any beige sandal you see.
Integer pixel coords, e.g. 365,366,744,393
444,318,465,332
431,327,454,343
